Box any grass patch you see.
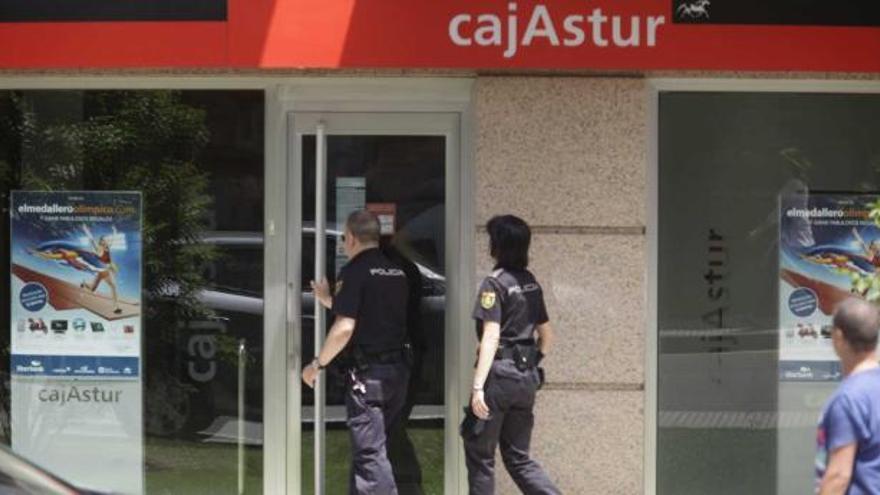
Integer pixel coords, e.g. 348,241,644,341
145,437,263,495
144,426,444,494
657,428,775,495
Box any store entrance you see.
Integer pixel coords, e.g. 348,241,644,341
287,112,458,494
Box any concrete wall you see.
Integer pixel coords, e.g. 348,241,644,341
473,77,648,494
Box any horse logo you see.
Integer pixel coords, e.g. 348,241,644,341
676,0,711,20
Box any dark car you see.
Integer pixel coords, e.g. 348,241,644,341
0,445,106,495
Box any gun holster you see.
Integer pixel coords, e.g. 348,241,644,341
512,345,539,372
459,407,487,440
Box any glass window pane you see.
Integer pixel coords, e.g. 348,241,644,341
0,90,264,494
658,92,880,495
300,133,445,495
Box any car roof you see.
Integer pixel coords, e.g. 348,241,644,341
199,224,343,246
0,445,84,495
199,229,445,281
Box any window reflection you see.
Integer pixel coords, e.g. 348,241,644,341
0,90,265,494
658,92,880,495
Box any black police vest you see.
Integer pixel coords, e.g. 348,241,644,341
490,269,539,346
333,248,410,369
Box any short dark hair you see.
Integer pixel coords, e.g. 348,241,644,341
346,210,380,244
487,215,531,271
833,298,880,352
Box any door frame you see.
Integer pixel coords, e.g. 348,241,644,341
264,79,475,495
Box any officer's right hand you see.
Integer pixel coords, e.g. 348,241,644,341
302,362,318,389
471,390,490,420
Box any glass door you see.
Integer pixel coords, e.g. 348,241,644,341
288,113,458,495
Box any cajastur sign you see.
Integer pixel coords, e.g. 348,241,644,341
448,3,668,59
0,0,878,71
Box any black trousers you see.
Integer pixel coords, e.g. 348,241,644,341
345,362,409,495
463,360,561,495
387,359,425,495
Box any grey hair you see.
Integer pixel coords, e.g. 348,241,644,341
345,210,380,244
833,298,880,352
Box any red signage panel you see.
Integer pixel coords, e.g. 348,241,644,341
1,0,879,71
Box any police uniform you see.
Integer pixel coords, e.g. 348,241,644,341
333,247,411,495
464,268,561,495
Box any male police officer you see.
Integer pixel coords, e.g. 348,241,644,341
303,210,411,495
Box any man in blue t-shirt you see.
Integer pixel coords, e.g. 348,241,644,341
816,298,880,495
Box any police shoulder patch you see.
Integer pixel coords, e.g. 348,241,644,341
480,291,496,310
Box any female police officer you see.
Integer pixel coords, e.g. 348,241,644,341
463,214,561,495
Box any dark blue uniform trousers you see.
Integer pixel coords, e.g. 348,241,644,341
463,360,561,495
345,362,409,495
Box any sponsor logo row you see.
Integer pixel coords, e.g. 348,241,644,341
17,318,134,335
12,355,139,378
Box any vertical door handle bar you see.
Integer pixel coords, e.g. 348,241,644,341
314,121,327,495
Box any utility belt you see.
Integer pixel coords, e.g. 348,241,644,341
343,344,414,372
495,343,540,371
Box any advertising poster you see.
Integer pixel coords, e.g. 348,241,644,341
9,191,143,494
778,192,880,381
10,191,142,378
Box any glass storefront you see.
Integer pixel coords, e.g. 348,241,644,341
0,89,464,495
657,91,880,494
15,80,878,495
0,90,265,493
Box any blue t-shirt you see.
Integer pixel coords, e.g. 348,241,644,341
816,367,880,494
